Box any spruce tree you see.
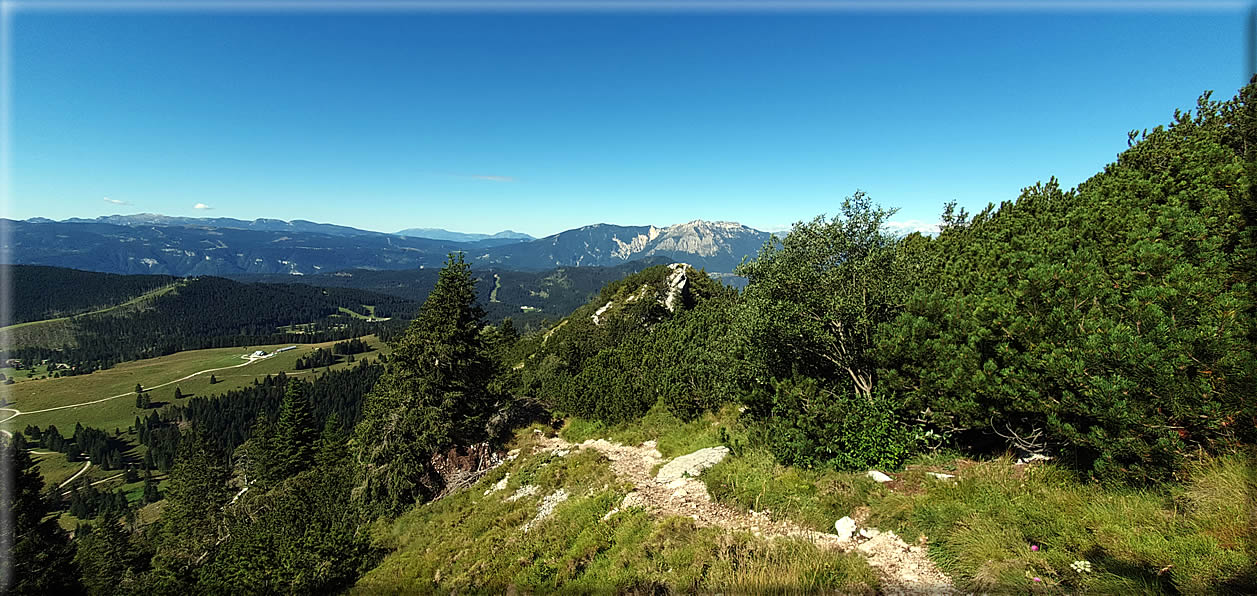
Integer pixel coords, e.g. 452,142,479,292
352,252,497,515
315,413,348,468
74,511,132,595
0,437,82,594
141,469,160,504
148,432,230,590
274,381,316,480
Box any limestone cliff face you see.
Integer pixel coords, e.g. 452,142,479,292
478,220,768,273
610,226,662,259
645,221,754,258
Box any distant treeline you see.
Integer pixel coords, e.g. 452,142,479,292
6,265,175,324
2,275,415,372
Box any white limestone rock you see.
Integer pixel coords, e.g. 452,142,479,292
655,446,730,484
834,516,858,541
866,470,893,483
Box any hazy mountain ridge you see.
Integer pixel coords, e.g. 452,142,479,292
395,227,534,243
475,220,770,272
6,218,768,276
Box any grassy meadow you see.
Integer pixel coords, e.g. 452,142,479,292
2,335,390,436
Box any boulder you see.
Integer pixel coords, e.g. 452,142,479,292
655,446,730,483
834,516,858,541
866,470,893,483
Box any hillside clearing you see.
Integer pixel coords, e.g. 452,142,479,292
1,335,389,434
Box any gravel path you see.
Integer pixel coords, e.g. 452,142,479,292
534,433,954,595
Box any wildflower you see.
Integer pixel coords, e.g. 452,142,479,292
1070,560,1093,574
1033,577,1042,582
1030,544,1039,552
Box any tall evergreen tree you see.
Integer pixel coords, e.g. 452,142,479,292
0,437,82,594
274,381,316,479
352,252,497,515
316,413,349,468
146,432,230,590
141,468,160,505
73,511,145,595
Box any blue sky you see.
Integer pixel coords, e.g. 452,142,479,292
7,4,1249,237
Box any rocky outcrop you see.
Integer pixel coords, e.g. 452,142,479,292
660,263,689,313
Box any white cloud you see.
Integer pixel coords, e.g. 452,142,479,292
471,174,515,182
193,203,213,210
103,197,129,205
883,219,940,236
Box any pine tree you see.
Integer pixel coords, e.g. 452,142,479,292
208,374,217,385
141,468,160,504
0,437,82,594
173,386,183,400
315,413,348,468
73,511,134,595
352,252,497,515
274,381,316,480
148,432,230,590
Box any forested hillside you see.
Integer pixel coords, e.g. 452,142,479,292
230,256,688,330
6,266,175,325
3,273,418,373
6,84,1255,594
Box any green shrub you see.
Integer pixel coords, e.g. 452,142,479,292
753,376,917,472
877,88,1257,483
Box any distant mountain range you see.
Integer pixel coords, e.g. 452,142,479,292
4,215,770,276
473,220,769,273
37,214,534,246
395,227,534,243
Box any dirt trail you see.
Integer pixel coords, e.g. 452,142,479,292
58,460,92,489
534,433,954,595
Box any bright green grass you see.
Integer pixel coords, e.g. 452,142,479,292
0,365,53,384
337,306,369,319
560,402,751,459
354,429,879,594
560,402,1255,593
33,451,87,488
700,443,1257,594
2,336,389,435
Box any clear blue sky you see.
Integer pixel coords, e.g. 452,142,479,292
8,5,1249,237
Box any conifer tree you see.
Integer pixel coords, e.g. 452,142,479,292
352,252,497,515
141,468,160,504
315,413,348,468
74,511,135,595
275,381,316,479
148,432,230,590
0,437,82,594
